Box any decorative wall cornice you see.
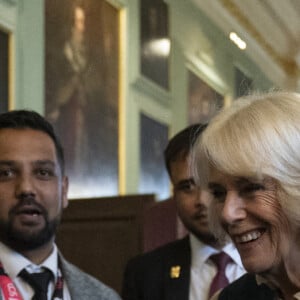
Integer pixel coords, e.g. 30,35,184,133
218,0,298,76
0,0,17,5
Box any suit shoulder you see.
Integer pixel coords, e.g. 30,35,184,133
61,257,121,300
126,237,190,267
122,237,190,299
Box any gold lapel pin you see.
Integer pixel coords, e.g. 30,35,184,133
170,265,181,278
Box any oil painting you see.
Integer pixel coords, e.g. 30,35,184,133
139,113,169,200
45,0,120,198
188,70,224,124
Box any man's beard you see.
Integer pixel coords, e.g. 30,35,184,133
0,214,61,252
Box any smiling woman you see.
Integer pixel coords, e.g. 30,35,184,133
192,91,300,300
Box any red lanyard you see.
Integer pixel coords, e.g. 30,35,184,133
0,262,64,300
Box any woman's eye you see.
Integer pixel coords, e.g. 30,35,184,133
213,191,225,199
208,183,226,201
210,187,226,201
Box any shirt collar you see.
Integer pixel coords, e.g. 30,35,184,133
189,233,244,268
0,241,58,280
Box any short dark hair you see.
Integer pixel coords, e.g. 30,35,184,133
0,110,65,174
164,123,207,177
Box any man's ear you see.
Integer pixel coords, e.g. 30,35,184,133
62,176,69,209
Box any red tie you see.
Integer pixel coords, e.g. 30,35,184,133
208,252,232,298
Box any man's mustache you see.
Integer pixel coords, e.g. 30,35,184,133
9,195,48,217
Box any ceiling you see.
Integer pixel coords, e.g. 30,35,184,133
191,0,300,90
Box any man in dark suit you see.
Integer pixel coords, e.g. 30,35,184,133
122,124,245,300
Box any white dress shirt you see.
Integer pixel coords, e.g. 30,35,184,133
189,234,246,300
0,242,71,300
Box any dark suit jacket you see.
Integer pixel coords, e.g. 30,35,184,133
122,236,191,300
217,273,275,300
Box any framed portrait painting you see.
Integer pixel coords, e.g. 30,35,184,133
140,0,170,90
139,113,170,200
0,29,9,113
188,70,224,125
45,0,120,198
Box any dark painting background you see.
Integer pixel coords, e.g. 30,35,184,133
139,113,169,200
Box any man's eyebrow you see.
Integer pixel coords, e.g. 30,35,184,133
175,178,195,186
0,161,15,166
33,160,56,167
0,160,56,165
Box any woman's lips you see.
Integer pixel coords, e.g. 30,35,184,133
233,229,265,244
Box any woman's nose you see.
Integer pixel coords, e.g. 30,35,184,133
195,189,211,206
221,190,247,225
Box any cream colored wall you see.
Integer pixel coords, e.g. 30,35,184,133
16,0,44,113
2,0,273,196
0,0,44,113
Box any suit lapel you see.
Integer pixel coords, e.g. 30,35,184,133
57,252,78,297
165,236,191,300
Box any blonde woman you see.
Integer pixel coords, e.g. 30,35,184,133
193,92,300,300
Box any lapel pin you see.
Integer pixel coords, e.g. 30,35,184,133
170,265,181,278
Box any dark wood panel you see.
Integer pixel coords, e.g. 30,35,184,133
56,194,155,293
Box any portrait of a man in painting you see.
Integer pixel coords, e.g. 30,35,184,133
45,0,120,197
188,71,224,125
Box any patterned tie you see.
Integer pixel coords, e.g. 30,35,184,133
208,252,232,298
19,268,53,300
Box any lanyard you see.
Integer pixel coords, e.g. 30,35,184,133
0,262,64,300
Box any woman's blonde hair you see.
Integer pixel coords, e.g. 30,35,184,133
192,91,300,238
